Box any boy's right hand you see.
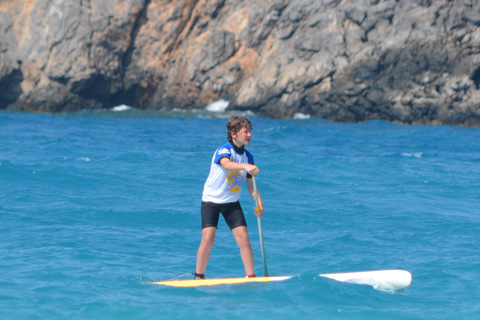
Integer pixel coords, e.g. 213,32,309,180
244,164,259,176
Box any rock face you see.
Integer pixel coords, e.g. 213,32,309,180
1,0,480,126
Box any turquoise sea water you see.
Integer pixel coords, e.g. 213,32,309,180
1,109,479,319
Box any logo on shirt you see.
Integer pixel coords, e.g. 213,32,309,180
217,148,230,156
223,171,244,193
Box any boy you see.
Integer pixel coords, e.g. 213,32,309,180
195,116,264,279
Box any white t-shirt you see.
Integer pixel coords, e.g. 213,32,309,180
202,141,254,204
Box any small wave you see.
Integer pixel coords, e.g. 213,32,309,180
401,152,423,158
293,113,311,119
76,157,91,162
205,99,229,112
112,104,132,112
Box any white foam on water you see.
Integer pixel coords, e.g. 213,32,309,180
293,112,311,119
205,99,229,112
112,104,131,112
401,152,423,158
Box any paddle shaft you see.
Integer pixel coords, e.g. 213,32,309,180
252,176,268,277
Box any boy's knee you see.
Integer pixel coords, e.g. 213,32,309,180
233,228,251,246
201,233,216,248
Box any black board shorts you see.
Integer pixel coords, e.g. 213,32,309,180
201,201,247,230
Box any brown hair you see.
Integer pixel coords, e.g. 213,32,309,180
226,116,253,141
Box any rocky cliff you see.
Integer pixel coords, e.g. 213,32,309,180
1,0,480,126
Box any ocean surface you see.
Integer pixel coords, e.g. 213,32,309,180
1,108,479,319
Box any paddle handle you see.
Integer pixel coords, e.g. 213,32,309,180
252,175,260,210
252,176,268,277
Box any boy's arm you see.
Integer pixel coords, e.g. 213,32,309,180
220,158,263,217
219,157,259,176
247,177,264,218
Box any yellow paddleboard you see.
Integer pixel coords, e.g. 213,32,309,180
151,276,292,287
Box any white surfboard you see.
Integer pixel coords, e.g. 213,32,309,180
320,269,412,291
151,269,411,290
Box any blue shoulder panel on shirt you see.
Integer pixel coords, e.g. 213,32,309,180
246,150,254,164
214,143,232,164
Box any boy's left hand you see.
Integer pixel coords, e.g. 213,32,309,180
254,206,264,218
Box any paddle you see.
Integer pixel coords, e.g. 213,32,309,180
252,175,268,277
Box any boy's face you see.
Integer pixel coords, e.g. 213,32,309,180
231,127,252,147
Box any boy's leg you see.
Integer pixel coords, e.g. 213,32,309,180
232,226,255,276
196,226,217,275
